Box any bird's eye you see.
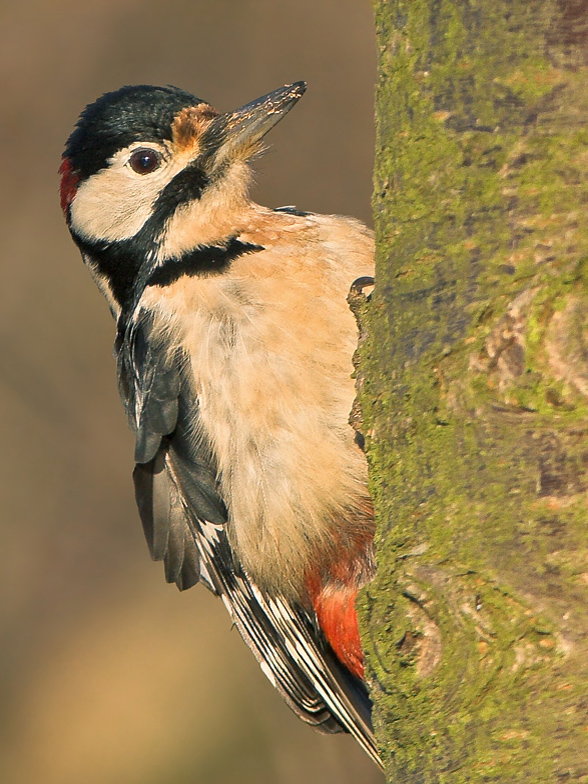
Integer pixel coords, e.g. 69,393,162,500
129,148,161,174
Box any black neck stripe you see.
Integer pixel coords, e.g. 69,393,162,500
150,160,209,224
78,236,146,309
146,237,264,287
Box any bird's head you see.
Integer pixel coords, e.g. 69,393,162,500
60,82,306,311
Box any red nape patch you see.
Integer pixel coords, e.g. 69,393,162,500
307,575,365,680
59,157,80,216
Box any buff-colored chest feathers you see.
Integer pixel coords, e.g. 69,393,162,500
143,213,374,596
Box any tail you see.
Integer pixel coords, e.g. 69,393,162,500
194,517,382,767
132,420,381,767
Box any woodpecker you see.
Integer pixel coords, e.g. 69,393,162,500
60,82,379,766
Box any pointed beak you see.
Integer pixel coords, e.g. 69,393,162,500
203,81,306,168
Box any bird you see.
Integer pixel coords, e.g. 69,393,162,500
60,82,379,766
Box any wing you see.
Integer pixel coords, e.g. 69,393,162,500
116,307,381,768
117,309,226,590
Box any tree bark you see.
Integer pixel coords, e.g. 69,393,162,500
359,1,588,780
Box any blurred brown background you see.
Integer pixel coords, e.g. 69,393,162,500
0,1,378,782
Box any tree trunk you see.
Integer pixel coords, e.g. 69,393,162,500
359,1,588,780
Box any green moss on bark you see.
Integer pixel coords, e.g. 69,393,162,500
361,1,588,780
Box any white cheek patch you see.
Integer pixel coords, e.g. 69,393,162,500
69,143,190,243
70,172,159,242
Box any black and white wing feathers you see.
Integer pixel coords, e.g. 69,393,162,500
118,309,226,590
116,307,381,768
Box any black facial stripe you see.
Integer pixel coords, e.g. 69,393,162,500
149,159,210,225
147,238,264,287
69,156,211,310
